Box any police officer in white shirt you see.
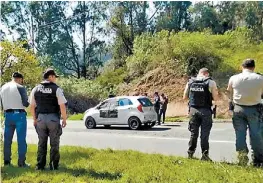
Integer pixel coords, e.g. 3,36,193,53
227,59,263,167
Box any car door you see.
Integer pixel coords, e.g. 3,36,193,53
98,101,111,124
117,98,133,124
107,99,119,124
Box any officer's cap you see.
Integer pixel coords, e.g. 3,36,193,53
12,72,23,79
43,68,59,79
242,59,255,68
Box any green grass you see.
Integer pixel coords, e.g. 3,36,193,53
165,116,188,122
1,144,263,183
67,113,84,121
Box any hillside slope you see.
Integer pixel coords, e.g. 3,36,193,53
118,67,230,118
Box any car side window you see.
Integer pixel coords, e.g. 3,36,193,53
118,98,133,106
99,101,109,109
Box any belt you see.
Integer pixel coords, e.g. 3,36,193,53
234,103,260,107
5,109,25,113
190,106,211,109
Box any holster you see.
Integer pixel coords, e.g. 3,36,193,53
229,102,234,111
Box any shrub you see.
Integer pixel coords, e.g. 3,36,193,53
58,78,108,113
95,67,127,91
125,28,263,80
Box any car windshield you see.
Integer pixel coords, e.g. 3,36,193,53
137,98,153,107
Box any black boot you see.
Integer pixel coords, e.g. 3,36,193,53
50,161,59,170
201,151,212,162
188,152,194,159
187,150,194,159
35,166,45,170
4,160,11,166
18,160,30,168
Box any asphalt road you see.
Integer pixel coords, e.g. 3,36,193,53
20,119,253,163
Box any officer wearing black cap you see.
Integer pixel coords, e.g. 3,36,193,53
227,59,263,167
0,72,30,167
183,68,219,161
29,68,67,170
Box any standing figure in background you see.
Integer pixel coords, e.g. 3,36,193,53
160,94,168,124
153,92,161,125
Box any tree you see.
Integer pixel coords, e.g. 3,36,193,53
244,2,263,40
29,1,84,78
1,1,32,41
72,1,108,79
109,2,156,64
0,41,42,87
155,1,192,32
190,2,221,33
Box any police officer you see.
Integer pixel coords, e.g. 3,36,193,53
29,68,67,170
0,72,30,167
183,68,218,161
227,59,263,167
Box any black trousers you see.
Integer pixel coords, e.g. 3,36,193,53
154,107,161,123
188,107,213,155
36,113,62,168
159,108,167,123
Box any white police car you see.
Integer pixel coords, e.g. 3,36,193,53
83,96,157,130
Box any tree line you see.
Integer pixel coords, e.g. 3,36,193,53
1,1,263,79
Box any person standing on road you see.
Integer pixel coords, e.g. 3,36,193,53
0,72,30,167
29,68,67,170
183,68,218,161
153,92,161,125
160,94,168,124
227,59,263,167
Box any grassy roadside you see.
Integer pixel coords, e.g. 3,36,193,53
1,144,263,183
67,114,231,123
1,112,231,123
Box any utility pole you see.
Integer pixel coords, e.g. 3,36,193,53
82,1,87,79
30,13,35,53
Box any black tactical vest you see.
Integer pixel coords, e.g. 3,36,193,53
34,82,60,114
188,77,213,108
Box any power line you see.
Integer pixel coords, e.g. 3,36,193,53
37,11,87,29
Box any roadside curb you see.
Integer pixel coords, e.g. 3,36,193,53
162,120,232,124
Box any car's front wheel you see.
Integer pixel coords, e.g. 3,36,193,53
85,117,96,129
128,117,141,130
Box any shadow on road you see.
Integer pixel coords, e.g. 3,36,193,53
95,126,171,131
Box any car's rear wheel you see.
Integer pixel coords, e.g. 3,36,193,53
104,125,111,128
128,117,141,130
85,117,96,129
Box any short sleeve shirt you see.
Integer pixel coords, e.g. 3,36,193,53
228,69,263,105
29,81,67,106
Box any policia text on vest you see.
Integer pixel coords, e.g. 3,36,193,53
29,68,67,171
183,68,219,161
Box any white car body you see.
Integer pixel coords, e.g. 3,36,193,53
83,96,157,129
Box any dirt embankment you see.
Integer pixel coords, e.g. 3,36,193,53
118,68,230,118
